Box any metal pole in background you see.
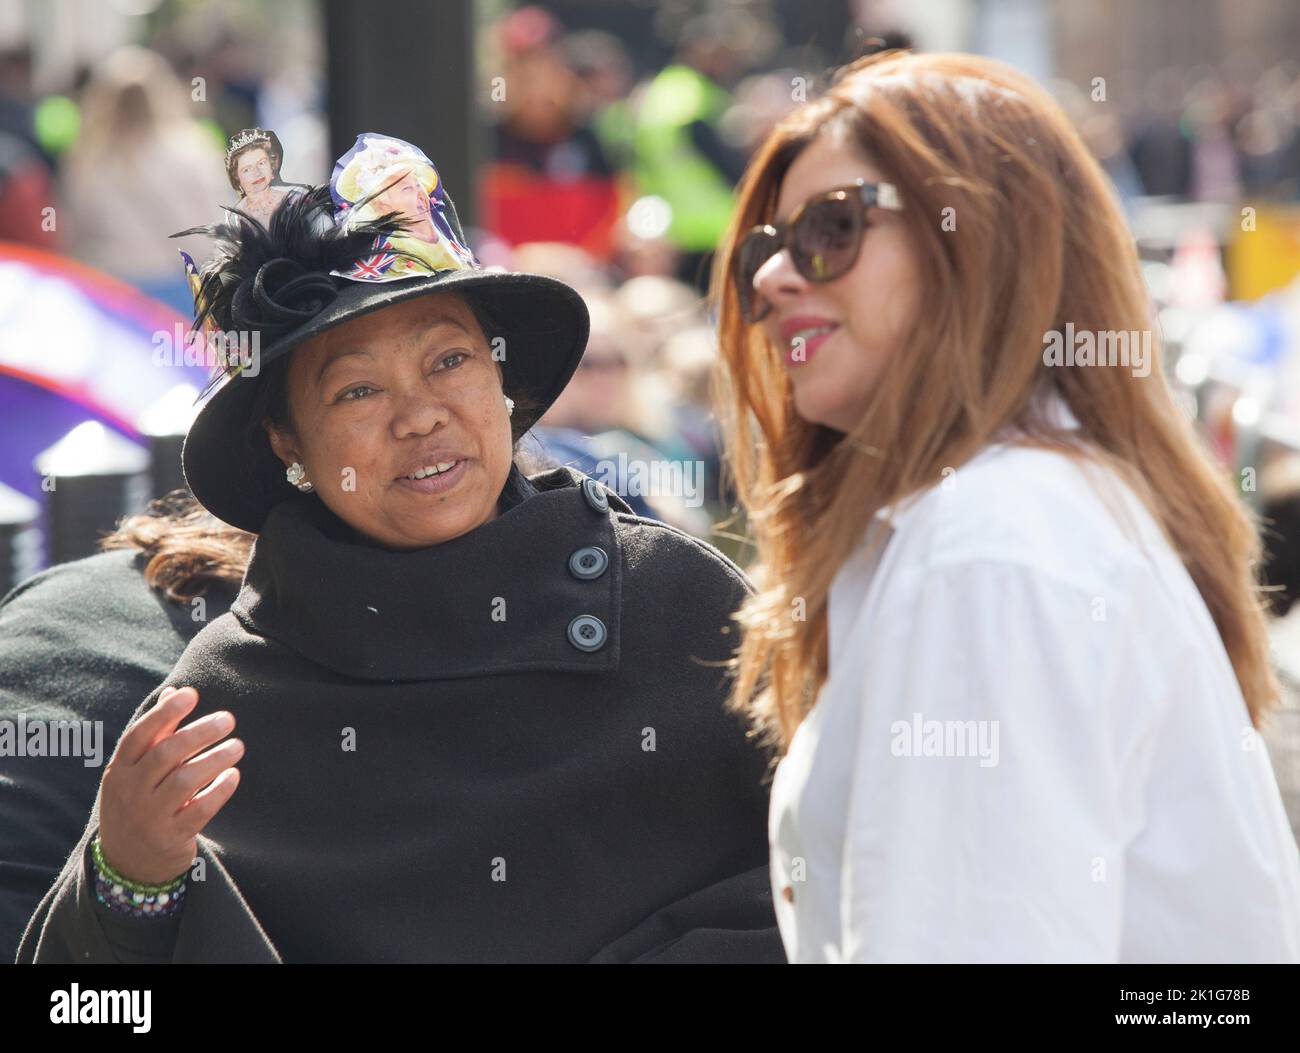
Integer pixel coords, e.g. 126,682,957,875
323,0,479,230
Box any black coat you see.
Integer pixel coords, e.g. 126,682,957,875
0,549,238,958
18,466,783,963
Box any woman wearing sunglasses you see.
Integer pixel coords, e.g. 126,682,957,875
712,50,1300,962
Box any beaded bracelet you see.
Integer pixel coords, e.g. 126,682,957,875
90,837,187,920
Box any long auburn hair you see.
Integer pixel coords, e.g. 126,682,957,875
711,50,1279,754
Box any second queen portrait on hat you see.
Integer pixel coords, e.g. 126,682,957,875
18,132,782,964
225,127,305,227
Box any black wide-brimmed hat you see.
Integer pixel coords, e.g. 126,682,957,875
176,134,588,534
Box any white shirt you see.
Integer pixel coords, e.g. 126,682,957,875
768,413,1300,963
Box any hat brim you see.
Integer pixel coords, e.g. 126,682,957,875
181,270,588,533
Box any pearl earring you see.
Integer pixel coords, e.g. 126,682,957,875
286,462,314,492
504,396,515,417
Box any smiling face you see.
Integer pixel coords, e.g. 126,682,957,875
373,169,433,227
751,134,923,433
236,147,274,196
265,291,514,550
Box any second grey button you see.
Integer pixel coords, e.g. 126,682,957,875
581,477,609,513
567,614,607,652
568,546,609,580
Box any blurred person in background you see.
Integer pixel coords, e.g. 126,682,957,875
564,28,638,177
0,46,57,247
1235,64,1300,200
723,67,810,159
508,239,611,297
1079,110,1144,211
1129,67,1194,198
153,18,262,138
0,130,55,246
532,282,714,535
612,273,702,359
658,324,732,527
609,215,679,282
552,293,662,442
481,5,621,262
494,240,689,527
608,275,725,531
1050,79,1142,212
0,45,54,164
60,46,228,314
1185,76,1243,204
1260,457,1300,844
633,10,750,291
534,290,674,523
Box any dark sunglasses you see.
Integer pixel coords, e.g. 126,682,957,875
732,178,903,323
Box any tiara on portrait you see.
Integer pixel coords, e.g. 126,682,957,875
225,128,276,166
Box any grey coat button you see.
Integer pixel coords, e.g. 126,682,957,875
568,546,609,580
567,614,607,652
581,478,609,513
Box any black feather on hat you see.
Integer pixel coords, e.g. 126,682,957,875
173,184,421,398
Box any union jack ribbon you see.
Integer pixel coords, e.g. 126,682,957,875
343,231,403,276
347,247,398,280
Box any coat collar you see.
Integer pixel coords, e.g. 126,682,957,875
231,464,632,682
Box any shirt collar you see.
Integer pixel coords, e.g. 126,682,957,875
867,390,1083,535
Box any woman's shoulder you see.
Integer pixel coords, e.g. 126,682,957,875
0,548,234,658
885,441,1167,595
529,463,753,596
2,548,145,611
2,548,239,622
606,509,753,662
0,549,230,718
611,508,753,602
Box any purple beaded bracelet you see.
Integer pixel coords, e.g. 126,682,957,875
90,838,187,920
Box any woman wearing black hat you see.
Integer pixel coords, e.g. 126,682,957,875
17,135,780,963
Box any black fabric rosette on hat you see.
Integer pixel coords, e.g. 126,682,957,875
174,134,589,534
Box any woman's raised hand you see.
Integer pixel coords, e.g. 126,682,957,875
97,686,244,886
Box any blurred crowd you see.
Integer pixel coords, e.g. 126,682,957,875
1055,63,1300,209
7,4,1300,562
0,5,785,548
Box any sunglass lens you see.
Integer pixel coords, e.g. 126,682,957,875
793,197,862,282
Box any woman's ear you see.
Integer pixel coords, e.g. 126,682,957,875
265,419,301,469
